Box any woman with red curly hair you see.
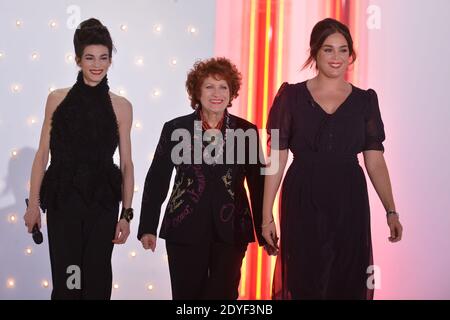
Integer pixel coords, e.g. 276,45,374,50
138,57,266,299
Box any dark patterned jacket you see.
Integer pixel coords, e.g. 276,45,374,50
137,111,265,245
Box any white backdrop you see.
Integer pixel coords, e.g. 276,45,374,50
0,0,215,299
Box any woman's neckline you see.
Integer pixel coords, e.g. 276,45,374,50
304,80,354,116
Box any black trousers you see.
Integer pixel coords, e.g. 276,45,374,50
46,192,118,300
166,236,247,300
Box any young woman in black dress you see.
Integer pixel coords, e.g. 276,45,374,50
262,18,403,299
23,18,134,299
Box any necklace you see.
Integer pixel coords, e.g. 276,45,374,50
196,110,230,165
200,110,225,130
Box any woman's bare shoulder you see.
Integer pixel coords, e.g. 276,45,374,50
45,87,70,113
109,91,132,109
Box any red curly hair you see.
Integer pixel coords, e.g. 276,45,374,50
186,57,242,109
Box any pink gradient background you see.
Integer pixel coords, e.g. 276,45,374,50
216,0,450,299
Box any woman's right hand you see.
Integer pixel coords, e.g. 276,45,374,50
24,206,41,233
262,220,279,256
140,234,157,252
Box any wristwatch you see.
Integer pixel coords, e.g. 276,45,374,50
120,208,134,223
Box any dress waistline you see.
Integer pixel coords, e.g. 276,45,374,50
292,152,358,165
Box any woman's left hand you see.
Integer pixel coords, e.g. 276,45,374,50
262,220,279,256
387,214,403,243
112,219,130,244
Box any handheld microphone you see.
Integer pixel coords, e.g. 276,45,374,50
25,198,43,245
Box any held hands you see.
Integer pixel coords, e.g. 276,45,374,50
112,219,130,244
24,206,41,233
140,234,157,252
262,218,279,256
387,213,403,243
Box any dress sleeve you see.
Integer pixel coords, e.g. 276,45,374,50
266,82,292,150
363,89,386,152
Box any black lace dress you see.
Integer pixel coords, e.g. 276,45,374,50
267,81,385,300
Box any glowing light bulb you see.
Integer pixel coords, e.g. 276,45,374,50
118,88,126,96
8,214,17,223
170,58,178,66
134,185,139,193
31,52,39,61
7,278,15,288
147,284,154,291
152,89,161,97
11,84,22,93
25,247,33,255
134,122,142,129
113,283,119,289
49,86,56,93
120,24,128,32
11,150,18,158
65,53,75,63
42,280,49,288
130,251,137,258
135,57,144,66
153,24,162,34
49,20,57,28
15,20,23,28
188,26,197,34
28,117,38,125
0,52,4,59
